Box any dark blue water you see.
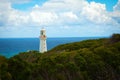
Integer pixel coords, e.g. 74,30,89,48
0,37,103,58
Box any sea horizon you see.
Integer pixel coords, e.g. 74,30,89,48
0,36,109,39
0,37,107,58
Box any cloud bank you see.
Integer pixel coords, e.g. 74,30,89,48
0,0,120,37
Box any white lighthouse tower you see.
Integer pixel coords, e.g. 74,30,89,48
39,28,47,53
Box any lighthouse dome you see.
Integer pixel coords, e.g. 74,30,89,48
41,28,46,31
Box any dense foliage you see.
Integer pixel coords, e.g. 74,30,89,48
0,34,120,80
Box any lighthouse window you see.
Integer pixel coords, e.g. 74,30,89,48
41,31,43,35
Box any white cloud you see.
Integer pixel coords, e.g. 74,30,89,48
30,11,58,26
114,0,120,11
41,0,88,13
0,0,31,4
0,2,12,26
81,2,112,24
7,10,30,26
0,0,119,27
58,12,79,25
0,0,120,37
62,12,78,20
110,0,120,25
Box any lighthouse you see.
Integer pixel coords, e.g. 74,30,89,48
39,28,47,53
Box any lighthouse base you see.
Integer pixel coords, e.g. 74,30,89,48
39,39,47,53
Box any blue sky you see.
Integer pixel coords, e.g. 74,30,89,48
0,0,120,38
12,0,48,10
12,0,118,11
87,0,118,11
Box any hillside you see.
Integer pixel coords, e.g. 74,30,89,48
0,34,120,80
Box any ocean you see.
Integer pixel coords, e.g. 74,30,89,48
0,37,103,58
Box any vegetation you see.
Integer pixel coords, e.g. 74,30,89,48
0,34,120,80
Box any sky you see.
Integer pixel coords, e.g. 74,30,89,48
0,0,120,38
